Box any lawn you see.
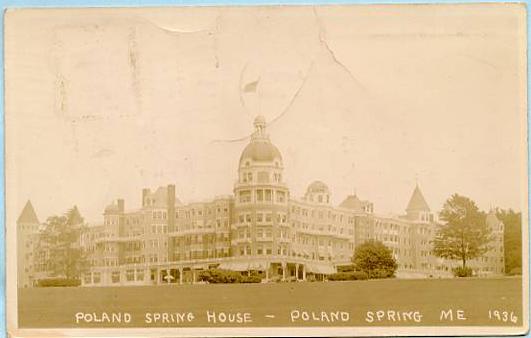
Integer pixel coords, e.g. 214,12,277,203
18,277,523,328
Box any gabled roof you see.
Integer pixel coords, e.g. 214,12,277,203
406,185,430,212
17,200,40,224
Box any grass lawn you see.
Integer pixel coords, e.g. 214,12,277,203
18,277,523,328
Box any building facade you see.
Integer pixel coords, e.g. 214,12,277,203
17,116,505,287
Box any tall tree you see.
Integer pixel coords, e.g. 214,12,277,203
432,194,492,270
352,240,397,278
39,206,87,279
496,208,522,274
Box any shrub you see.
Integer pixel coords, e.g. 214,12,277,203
353,240,397,279
452,266,473,277
327,271,368,281
351,271,369,280
241,275,262,283
37,278,81,287
198,269,242,284
337,264,356,273
509,267,522,276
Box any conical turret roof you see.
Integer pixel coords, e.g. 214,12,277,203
406,185,430,212
17,200,40,224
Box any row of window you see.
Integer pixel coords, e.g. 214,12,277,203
238,213,287,224
291,206,371,224
237,245,289,256
238,189,287,203
292,221,354,236
240,171,282,184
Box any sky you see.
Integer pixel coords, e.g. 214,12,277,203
4,4,527,225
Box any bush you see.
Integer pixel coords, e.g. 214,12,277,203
509,267,522,276
328,271,368,281
452,266,473,277
353,240,398,279
337,264,356,273
37,278,81,287
241,275,262,283
370,269,395,279
198,269,242,284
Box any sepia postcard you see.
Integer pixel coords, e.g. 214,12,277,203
4,3,530,337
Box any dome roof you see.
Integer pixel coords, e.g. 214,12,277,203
307,180,329,194
239,140,282,165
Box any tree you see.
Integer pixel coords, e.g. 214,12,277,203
432,194,492,272
39,206,87,280
496,208,521,274
352,240,397,279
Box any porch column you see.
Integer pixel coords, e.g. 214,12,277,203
192,270,196,284
282,262,286,281
295,263,300,280
303,264,306,281
265,262,269,282
167,269,171,284
179,267,183,285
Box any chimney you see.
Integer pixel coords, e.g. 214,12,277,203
117,199,125,213
167,184,176,230
142,188,150,207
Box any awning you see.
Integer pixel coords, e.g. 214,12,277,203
248,261,268,270
307,263,335,275
230,262,250,271
217,262,233,270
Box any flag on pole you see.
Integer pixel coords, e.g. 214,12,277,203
243,79,259,93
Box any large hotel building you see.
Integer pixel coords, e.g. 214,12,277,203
17,116,505,287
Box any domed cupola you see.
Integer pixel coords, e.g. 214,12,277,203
304,180,330,204
239,115,283,168
237,116,284,186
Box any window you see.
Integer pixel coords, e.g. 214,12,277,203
256,213,263,222
265,189,272,201
239,190,251,203
93,272,101,284
256,190,264,202
265,213,272,222
112,271,120,283
276,191,286,203
84,273,91,284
